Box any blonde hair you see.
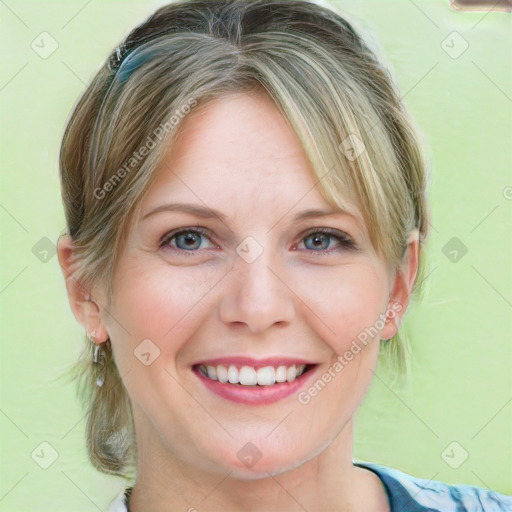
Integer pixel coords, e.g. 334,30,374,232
59,0,431,480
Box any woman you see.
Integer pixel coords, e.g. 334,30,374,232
56,0,512,510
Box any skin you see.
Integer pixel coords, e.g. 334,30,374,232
58,90,419,512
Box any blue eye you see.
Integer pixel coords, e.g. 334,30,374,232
160,227,215,253
300,228,357,253
160,227,357,256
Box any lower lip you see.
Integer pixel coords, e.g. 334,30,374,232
192,365,318,405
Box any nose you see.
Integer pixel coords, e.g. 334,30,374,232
218,251,296,334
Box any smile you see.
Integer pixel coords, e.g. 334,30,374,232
198,363,309,386
191,357,318,405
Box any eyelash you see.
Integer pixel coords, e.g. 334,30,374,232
159,226,357,256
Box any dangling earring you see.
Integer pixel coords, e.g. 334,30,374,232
87,329,105,387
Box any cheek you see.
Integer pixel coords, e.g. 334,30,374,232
108,262,216,361
294,263,388,353
291,266,386,422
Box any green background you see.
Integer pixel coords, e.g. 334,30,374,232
1,0,511,510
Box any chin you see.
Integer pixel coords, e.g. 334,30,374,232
214,446,315,480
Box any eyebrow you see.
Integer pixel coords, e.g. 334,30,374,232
141,202,357,224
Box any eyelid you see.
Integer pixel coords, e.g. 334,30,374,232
159,225,358,254
301,226,353,239
298,226,358,251
159,226,217,250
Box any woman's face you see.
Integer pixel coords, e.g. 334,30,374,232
100,90,403,479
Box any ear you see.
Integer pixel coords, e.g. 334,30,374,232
380,229,420,341
57,234,109,344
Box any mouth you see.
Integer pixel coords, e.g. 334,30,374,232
191,359,319,405
194,362,314,386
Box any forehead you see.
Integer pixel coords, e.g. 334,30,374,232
140,91,364,230
152,92,310,187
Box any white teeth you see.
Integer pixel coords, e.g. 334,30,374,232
199,363,309,386
206,365,217,380
227,365,239,384
256,366,275,386
216,365,228,383
239,366,258,385
275,365,287,382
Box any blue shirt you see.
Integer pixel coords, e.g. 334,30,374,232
354,461,512,511
107,461,512,511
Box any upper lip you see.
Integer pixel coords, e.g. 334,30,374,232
192,356,317,369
